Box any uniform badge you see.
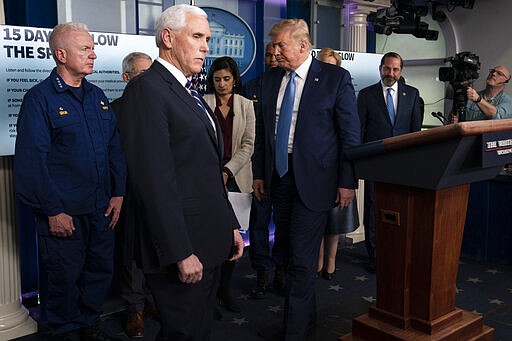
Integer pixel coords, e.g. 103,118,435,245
58,107,68,116
100,100,109,110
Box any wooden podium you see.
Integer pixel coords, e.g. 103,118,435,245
340,120,512,341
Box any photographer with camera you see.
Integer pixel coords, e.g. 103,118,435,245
465,66,512,121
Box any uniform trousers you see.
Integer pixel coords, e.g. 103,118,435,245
36,209,114,335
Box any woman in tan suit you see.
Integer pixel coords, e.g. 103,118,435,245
204,56,255,312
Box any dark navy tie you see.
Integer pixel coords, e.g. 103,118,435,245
186,80,216,131
387,88,395,125
275,71,296,177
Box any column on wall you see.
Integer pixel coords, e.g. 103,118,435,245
343,1,390,243
345,0,390,53
0,156,37,339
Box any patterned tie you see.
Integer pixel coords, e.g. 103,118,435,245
387,88,395,125
275,71,296,177
186,80,216,131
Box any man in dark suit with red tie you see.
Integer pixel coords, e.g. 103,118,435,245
357,52,423,272
253,19,360,340
117,4,244,340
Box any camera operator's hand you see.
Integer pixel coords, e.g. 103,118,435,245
467,86,480,102
467,85,500,119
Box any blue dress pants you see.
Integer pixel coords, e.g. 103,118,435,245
270,165,328,341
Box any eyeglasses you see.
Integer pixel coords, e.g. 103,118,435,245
489,69,508,78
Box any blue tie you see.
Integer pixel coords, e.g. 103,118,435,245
275,71,296,177
186,80,216,132
387,88,395,125
186,80,208,114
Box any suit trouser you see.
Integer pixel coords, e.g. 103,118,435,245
119,260,152,312
145,266,220,341
115,209,152,313
363,180,376,261
36,209,114,335
248,194,275,272
270,165,328,341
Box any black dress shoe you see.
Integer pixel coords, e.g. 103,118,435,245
322,269,336,280
217,291,242,313
251,270,268,299
213,306,223,321
273,266,286,295
366,261,376,274
81,324,123,341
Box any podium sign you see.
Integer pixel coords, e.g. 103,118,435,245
341,120,512,341
482,131,512,167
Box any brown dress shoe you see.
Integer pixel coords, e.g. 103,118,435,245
126,311,144,338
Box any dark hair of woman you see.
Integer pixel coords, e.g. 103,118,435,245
207,56,242,94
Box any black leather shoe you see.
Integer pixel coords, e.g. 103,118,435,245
322,269,336,280
81,324,123,341
273,266,286,296
250,270,268,299
366,261,376,274
217,290,242,313
213,306,223,321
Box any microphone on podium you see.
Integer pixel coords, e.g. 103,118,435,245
431,111,446,125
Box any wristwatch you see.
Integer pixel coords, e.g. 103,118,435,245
475,95,482,103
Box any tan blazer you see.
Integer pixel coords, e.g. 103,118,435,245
204,93,255,193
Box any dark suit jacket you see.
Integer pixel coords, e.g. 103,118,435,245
117,61,238,272
358,81,423,143
253,59,361,212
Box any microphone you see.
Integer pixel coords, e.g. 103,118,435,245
431,111,445,125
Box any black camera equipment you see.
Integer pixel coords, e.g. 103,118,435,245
438,51,480,122
367,0,439,40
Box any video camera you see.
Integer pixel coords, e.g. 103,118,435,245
438,52,480,122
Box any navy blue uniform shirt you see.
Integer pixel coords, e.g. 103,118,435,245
14,68,126,216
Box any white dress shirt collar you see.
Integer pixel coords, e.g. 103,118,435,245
381,80,398,93
291,54,313,80
156,57,188,88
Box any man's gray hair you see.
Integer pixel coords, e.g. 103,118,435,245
49,22,90,62
155,4,207,48
122,52,152,74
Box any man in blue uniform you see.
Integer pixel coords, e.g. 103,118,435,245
14,22,126,341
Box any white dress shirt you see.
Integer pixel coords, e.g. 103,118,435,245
275,54,313,153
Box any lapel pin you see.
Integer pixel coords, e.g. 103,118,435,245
314,78,319,82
